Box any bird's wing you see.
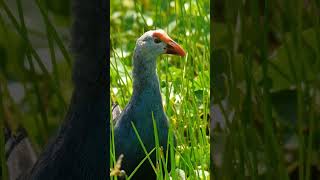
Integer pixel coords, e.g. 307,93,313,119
5,126,37,180
112,103,122,125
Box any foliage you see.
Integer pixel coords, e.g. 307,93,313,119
212,0,320,179
0,0,72,179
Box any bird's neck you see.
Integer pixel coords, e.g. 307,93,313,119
132,55,162,99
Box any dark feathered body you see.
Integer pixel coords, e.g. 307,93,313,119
20,0,108,179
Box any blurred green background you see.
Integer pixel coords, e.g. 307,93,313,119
110,0,210,179
212,0,320,179
0,0,72,144
0,0,72,179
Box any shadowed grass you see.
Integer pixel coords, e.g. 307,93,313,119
212,0,320,179
0,1,72,179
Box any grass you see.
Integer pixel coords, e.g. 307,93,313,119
0,1,71,179
212,0,320,179
110,0,210,179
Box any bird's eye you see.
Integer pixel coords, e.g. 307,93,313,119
154,38,161,44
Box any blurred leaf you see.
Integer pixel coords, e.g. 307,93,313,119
271,89,297,124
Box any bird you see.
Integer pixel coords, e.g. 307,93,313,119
5,0,109,179
5,126,37,180
113,29,186,179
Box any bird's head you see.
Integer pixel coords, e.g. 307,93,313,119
134,29,186,59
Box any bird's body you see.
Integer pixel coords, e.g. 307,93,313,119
114,68,169,179
113,30,185,179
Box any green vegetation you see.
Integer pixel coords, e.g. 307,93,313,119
110,0,210,179
212,0,320,179
0,0,72,179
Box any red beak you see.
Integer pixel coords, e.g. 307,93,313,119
152,31,186,57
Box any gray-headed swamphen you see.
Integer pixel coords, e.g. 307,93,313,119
113,29,186,179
